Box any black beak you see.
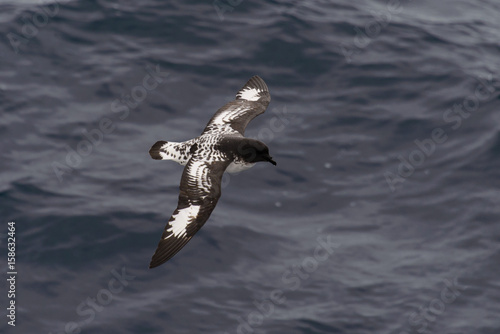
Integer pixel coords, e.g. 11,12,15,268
266,156,277,166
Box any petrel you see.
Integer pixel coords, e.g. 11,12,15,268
148,76,276,268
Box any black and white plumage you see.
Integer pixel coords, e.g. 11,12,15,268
148,76,276,268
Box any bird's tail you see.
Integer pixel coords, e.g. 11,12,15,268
149,141,168,160
149,140,195,166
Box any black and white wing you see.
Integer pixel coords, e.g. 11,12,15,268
202,76,271,136
149,156,230,268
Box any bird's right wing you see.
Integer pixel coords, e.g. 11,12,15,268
149,156,230,268
202,76,271,136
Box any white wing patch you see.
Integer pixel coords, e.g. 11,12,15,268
237,87,261,101
210,106,246,126
164,205,201,239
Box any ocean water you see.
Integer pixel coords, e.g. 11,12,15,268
1,0,500,333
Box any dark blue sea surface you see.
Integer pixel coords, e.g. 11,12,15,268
1,0,499,333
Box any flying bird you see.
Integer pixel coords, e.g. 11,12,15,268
148,76,276,268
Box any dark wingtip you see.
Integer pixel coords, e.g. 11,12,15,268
236,75,270,103
148,238,182,268
149,249,167,268
148,256,163,269
247,75,268,90
149,141,167,160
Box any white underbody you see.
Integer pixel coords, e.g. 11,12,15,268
226,161,255,174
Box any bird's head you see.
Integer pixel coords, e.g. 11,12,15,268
238,139,276,166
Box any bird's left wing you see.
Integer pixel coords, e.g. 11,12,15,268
149,156,230,268
202,75,271,136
